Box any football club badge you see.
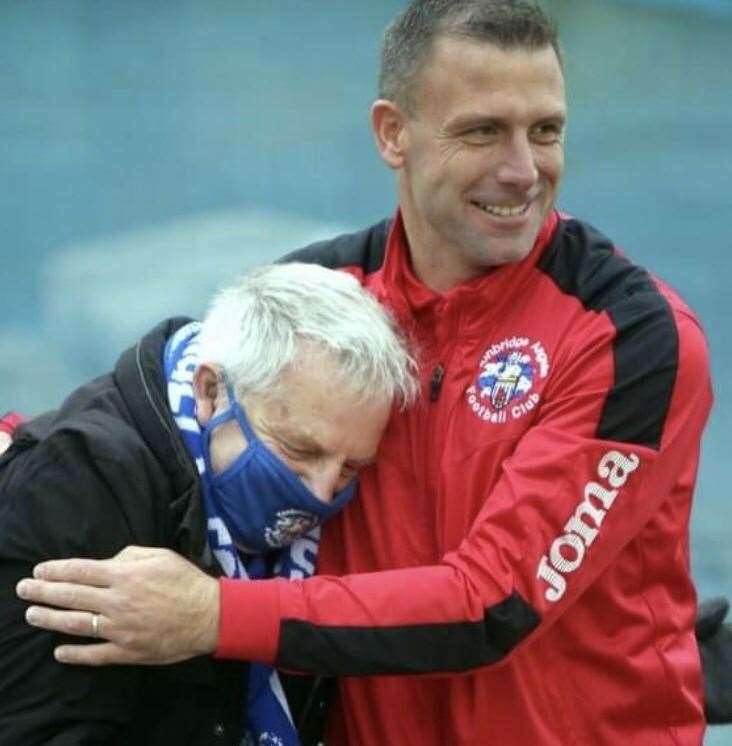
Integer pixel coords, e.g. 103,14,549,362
465,336,550,424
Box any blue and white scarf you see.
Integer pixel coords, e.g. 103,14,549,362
164,322,320,746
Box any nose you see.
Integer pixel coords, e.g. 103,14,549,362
301,461,348,503
495,133,538,192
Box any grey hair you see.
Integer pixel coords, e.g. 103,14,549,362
379,0,562,115
197,262,419,407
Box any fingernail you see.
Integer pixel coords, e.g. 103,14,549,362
26,607,39,624
16,580,29,599
55,648,69,663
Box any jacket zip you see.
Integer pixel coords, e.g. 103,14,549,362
429,363,445,402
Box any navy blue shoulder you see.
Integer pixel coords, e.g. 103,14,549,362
538,217,679,450
279,218,391,274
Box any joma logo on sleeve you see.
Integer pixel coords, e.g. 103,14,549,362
537,450,641,602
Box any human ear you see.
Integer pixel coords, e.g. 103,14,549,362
192,363,223,426
371,99,408,170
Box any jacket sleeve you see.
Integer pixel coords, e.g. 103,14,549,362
215,308,712,676
0,425,154,744
0,412,24,438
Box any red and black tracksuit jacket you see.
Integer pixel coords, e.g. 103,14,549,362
217,209,711,745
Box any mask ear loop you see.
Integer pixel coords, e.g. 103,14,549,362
220,372,259,445
203,372,237,433
201,371,256,479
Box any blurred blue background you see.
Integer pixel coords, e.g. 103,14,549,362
0,0,730,738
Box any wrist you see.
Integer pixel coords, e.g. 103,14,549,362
195,574,221,656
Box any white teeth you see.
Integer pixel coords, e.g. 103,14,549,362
474,202,529,217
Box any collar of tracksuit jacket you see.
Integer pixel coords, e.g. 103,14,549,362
374,208,560,383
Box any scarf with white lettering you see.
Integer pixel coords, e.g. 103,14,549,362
164,322,320,746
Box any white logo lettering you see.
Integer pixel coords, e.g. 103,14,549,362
537,449,640,602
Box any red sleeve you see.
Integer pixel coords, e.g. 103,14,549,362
217,577,282,661
215,311,712,674
0,412,25,438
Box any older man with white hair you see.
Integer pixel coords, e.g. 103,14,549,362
0,262,416,746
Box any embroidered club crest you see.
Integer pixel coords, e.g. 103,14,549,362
465,336,550,424
264,508,319,548
479,350,533,410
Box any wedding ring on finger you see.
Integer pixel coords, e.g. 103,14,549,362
91,612,100,639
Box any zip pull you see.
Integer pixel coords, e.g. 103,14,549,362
429,363,445,402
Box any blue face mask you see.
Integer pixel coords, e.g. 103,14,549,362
201,377,358,553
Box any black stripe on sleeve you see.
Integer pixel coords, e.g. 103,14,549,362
538,219,678,450
278,218,391,273
276,591,540,676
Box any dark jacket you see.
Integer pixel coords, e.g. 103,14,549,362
0,318,248,746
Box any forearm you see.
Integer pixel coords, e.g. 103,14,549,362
216,559,538,674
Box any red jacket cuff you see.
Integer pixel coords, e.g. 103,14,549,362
215,576,283,662
0,412,25,437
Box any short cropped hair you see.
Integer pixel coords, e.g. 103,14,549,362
197,263,419,407
379,0,561,114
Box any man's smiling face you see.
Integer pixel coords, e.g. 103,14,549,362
394,38,566,289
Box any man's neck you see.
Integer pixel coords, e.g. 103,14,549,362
399,208,488,294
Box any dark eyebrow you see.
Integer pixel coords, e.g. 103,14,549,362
536,114,567,127
445,111,567,134
444,115,503,133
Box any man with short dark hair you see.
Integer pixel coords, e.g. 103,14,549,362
14,2,715,743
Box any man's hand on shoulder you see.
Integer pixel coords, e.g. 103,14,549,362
16,545,220,666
